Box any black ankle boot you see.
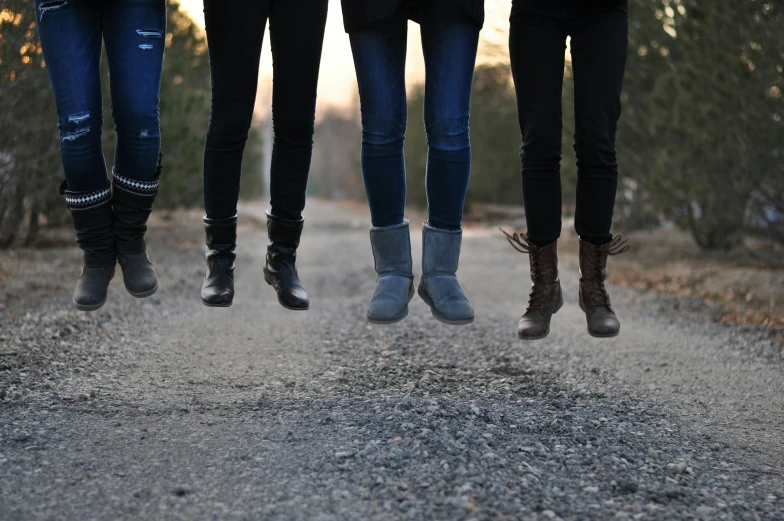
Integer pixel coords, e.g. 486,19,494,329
263,212,309,310
111,159,161,298
60,181,116,311
201,215,237,307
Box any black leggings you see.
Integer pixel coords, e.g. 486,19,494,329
510,0,628,246
202,0,328,220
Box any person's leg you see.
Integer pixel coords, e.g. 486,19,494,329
36,0,106,191
103,0,167,298
419,2,479,231
570,3,629,337
36,0,115,311
200,0,269,307
510,1,568,247
262,0,329,311
202,0,269,220
570,3,628,246
104,0,166,183
415,3,479,325
349,18,414,324
508,0,568,338
267,0,328,221
349,16,409,228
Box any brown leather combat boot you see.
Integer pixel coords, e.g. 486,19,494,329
578,236,629,338
502,230,563,340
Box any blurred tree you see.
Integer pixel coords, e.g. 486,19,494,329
619,0,783,248
0,4,60,246
0,1,261,247
404,0,782,248
310,100,364,202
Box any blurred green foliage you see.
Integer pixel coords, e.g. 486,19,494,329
0,0,262,246
1,0,781,250
404,0,783,249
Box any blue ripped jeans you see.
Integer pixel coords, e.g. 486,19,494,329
35,0,166,192
349,4,480,230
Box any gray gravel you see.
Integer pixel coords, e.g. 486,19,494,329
0,200,782,520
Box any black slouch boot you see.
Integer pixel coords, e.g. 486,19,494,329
201,215,237,307
60,181,116,311
111,158,161,298
263,212,309,310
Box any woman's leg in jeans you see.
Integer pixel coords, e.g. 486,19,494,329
36,0,115,310
509,2,567,246
102,0,167,298
570,5,628,246
419,4,479,231
203,0,269,219
349,17,409,228
35,0,106,192
267,0,329,220
103,0,166,183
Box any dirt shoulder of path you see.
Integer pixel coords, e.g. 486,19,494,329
467,206,784,344
0,210,263,316
2,202,783,343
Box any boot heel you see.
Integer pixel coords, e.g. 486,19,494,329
553,286,564,314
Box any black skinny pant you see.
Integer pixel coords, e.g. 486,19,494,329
203,0,328,220
510,0,628,246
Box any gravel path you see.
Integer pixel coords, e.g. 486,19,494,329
1,200,782,521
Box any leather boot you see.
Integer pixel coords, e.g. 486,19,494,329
111,159,161,298
578,236,629,338
502,230,563,340
60,181,116,311
367,221,415,324
201,215,237,307
263,212,309,310
417,223,474,325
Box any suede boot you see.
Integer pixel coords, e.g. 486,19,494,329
60,181,116,311
263,212,309,310
417,223,474,325
578,236,629,338
501,230,563,339
201,215,237,307
112,160,161,298
367,221,415,324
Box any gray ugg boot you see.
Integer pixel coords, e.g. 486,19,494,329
367,221,415,324
417,223,474,325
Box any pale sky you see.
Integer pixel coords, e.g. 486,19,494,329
176,0,512,112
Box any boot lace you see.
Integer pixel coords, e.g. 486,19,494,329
585,235,629,306
500,229,550,311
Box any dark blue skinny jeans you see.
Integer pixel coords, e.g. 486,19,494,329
349,5,480,230
36,0,165,193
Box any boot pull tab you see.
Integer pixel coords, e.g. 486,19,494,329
59,180,68,195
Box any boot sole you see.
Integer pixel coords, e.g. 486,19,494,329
74,298,107,312
517,288,564,340
127,283,158,299
417,286,474,326
202,299,233,308
587,329,620,339
263,269,309,311
367,309,408,325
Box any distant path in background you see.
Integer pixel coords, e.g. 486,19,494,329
0,199,782,520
